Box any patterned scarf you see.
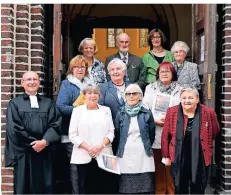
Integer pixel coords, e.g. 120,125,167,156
157,80,177,95
125,101,142,117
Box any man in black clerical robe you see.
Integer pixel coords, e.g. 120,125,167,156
5,71,62,194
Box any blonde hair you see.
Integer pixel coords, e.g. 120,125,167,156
66,55,88,76
78,38,98,54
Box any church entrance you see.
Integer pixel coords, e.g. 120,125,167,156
52,4,218,194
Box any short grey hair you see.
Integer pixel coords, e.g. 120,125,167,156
107,58,127,73
180,87,199,98
82,83,100,95
125,84,143,98
171,41,190,54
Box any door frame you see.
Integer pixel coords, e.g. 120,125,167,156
192,4,217,108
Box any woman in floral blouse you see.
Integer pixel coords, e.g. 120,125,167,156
78,38,107,85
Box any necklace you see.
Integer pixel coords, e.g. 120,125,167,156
152,48,164,53
113,82,125,87
188,118,194,124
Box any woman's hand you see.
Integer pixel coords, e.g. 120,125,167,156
161,157,171,166
88,145,104,158
165,158,171,166
155,117,165,127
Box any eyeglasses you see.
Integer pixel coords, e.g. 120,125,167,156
74,66,86,70
125,92,140,97
152,36,161,39
174,50,185,54
159,70,171,75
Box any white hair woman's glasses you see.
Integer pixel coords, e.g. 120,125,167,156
125,92,140,97
124,84,143,98
173,50,185,54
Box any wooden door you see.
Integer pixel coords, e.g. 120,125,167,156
192,4,218,186
93,28,150,63
192,4,217,108
53,4,62,101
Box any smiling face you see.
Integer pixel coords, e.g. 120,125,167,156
151,32,162,47
173,46,187,64
72,66,86,80
159,67,173,85
85,90,100,108
21,71,40,95
109,63,125,83
125,89,142,106
82,41,95,58
180,90,199,112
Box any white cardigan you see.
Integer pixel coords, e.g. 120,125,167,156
69,104,114,164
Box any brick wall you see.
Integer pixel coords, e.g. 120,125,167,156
1,4,47,194
218,4,231,194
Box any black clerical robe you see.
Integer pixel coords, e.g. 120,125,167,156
5,93,62,194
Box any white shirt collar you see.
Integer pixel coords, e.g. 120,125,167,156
119,52,129,60
29,94,39,108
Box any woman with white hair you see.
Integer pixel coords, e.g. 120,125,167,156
115,84,156,194
161,87,220,194
78,37,107,84
98,58,130,193
99,58,130,123
69,84,114,194
171,41,200,89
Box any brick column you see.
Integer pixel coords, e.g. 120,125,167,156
1,4,47,194
1,4,15,194
218,4,231,194
31,4,46,94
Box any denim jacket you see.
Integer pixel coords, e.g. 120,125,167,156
114,106,155,157
56,79,81,135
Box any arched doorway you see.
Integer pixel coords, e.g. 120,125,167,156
63,4,192,69
53,4,218,194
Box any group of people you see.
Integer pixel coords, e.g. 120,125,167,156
5,28,220,195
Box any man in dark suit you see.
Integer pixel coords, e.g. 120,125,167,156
105,33,146,91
